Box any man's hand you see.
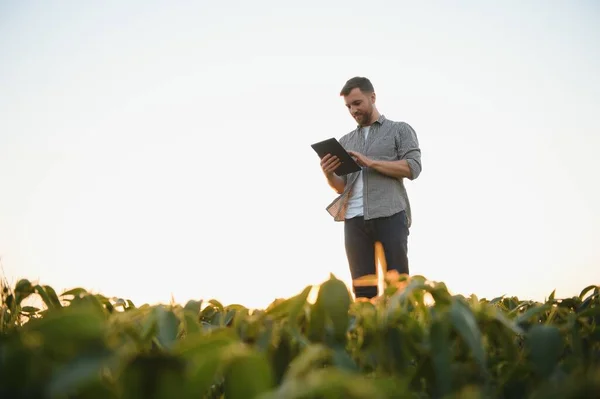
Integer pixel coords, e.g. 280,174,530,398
320,153,341,176
347,150,373,168
320,153,345,194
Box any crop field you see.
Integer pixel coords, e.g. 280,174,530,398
1,272,599,399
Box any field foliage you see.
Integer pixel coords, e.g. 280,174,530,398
1,272,599,398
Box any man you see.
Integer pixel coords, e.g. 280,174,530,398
320,76,422,300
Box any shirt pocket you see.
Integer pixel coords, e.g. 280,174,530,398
368,135,397,160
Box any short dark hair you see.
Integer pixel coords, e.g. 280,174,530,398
339,76,374,96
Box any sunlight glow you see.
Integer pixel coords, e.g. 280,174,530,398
0,2,598,309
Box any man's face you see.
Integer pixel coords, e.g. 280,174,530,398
343,87,375,126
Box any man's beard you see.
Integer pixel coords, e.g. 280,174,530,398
355,108,373,126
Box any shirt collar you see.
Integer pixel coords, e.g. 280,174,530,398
357,114,386,129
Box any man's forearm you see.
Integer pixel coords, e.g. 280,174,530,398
370,159,414,179
325,173,346,194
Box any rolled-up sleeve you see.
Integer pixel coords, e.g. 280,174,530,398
396,122,422,180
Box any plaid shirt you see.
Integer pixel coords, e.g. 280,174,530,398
325,115,422,226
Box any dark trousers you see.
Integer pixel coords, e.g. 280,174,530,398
344,211,410,299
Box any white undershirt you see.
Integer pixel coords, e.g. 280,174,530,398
345,126,370,219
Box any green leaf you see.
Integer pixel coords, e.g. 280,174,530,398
384,324,412,372
183,299,202,314
48,349,114,398
175,329,237,397
271,330,294,384
428,283,453,307
579,305,600,319
369,376,412,399
222,309,237,326
93,294,114,312
113,298,127,308
43,285,63,308
515,303,551,326
568,313,583,368
265,286,310,319
15,279,35,305
34,285,58,310
284,285,312,348
332,346,359,373
450,300,487,371
141,309,157,342
307,298,326,343
579,285,599,301
61,287,88,298
23,301,105,342
430,314,452,397
490,306,524,335
182,310,201,335
255,321,274,353
386,277,429,316
120,352,186,399
526,324,563,378
176,330,237,358
208,299,224,312
317,276,351,344
283,344,332,382
260,369,384,399
73,294,109,318
223,348,275,399
154,306,180,351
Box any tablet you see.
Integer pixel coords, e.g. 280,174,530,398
311,137,362,176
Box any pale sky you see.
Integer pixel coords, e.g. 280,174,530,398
1,1,599,309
